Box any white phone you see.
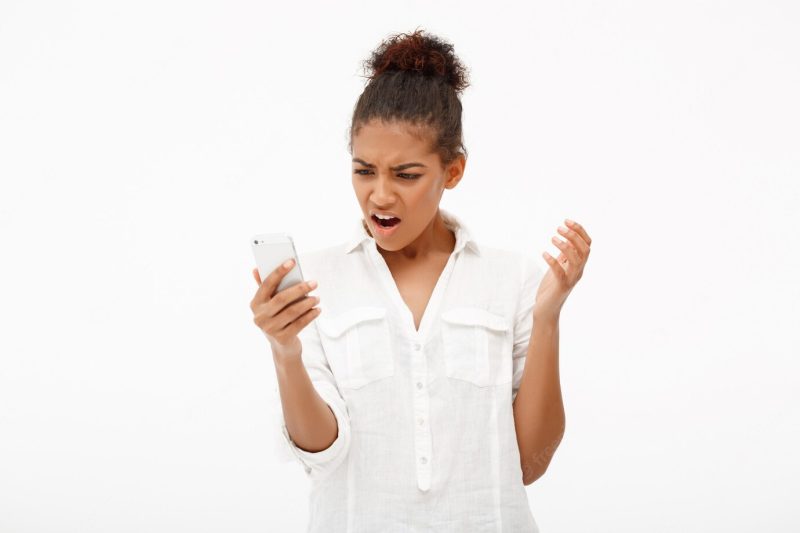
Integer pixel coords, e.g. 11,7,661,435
251,232,305,296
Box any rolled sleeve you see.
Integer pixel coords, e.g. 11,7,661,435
511,254,546,403
272,318,351,482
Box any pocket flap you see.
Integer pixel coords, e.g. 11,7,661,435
441,307,509,332
317,306,387,338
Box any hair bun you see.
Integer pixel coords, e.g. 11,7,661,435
363,28,470,94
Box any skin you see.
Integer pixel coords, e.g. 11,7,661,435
249,117,593,482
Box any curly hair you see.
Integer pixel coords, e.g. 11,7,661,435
348,27,471,168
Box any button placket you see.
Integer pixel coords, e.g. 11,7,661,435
411,339,432,491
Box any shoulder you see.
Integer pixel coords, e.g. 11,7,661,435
296,243,345,270
296,243,341,265
473,243,544,288
295,241,358,281
472,244,549,300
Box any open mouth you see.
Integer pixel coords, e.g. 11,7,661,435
372,214,401,228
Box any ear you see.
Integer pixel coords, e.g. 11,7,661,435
443,154,466,190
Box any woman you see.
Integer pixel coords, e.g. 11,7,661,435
250,28,591,533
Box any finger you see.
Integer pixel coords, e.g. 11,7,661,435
266,278,318,317
280,305,322,339
556,225,589,257
542,251,567,283
274,294,320,331
565,219,592,246
252,257,295,306
252,267,261,286
551,232,581,266
252,293,316,334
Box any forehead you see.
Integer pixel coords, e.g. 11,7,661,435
352,120,434,160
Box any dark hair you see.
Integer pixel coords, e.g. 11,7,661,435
348,28,471,169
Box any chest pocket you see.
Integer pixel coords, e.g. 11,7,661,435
441,307,512,388
316,306,395,389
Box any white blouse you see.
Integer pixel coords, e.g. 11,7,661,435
268,208,546,532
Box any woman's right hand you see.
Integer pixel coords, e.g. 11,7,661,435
249,259,321,358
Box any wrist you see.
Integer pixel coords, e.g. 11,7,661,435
533,309,561,325
273,348,304,378
271,339,302,365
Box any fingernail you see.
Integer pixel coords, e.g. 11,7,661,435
308,280,318,289
565,218,575,225
283,259,294,269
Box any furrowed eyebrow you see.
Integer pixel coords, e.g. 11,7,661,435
352,158,427,171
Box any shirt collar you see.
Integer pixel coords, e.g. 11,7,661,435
343,208,480,256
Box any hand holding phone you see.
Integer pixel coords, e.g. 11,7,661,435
249,233,321,357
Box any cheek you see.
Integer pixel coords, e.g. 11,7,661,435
421,182,443,202
352,179,366,199
398,184,437,211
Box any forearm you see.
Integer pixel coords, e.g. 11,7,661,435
512,313,566,485
272,347,339,453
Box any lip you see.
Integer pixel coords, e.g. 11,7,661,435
370,210,401,219
370,214,402,237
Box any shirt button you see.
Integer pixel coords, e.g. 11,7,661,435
416,382,423,390
413,343,421,351
420,456,428,464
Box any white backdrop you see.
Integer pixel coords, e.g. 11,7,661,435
1,1,798,532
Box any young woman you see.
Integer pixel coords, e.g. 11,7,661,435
250,28,591,533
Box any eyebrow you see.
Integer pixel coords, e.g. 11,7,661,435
352,158,427,171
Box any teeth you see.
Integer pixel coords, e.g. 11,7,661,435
374,213,396,220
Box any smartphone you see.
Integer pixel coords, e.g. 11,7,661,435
251,233,305,297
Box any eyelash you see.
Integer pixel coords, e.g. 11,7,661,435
353,169,421,180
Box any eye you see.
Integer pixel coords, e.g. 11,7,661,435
352,169,420,180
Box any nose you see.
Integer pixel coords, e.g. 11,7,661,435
370,173,396,205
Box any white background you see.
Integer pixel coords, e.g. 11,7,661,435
1,1,798,532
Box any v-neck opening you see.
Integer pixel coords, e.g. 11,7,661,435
367,243,459,341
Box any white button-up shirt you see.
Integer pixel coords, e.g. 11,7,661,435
268,208,545,532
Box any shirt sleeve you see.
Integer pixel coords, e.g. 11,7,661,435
269,316,352,482
511,254,546,403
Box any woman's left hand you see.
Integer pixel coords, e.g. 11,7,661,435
534,218,592,319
